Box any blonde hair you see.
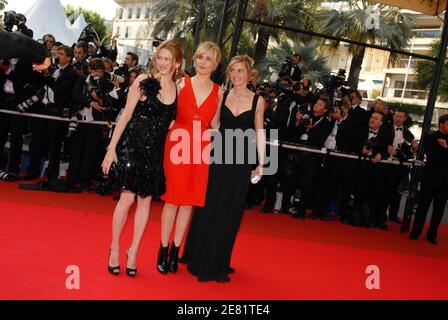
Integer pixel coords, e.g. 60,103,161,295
193,42,221,69
226,54,254,78
151,40,184,81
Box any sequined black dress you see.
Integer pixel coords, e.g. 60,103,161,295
112,77,176,197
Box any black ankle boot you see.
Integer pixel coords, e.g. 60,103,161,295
157,243,169,274
168,241,180,273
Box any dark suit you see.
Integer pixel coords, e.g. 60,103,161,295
381,124,415,221
312,115,363,219
410,131,448,240
279,62,302,82
28,64,79,180
0,30,49,64
286,114,333,214
355,124,394,226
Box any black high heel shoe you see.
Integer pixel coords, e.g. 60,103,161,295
157,243,169,274
108,249,120,276
125,250,137,277
168,241,180,273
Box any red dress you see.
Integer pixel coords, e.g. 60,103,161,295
162,76,219,206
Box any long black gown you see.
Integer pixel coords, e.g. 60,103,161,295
111,77,176,198
181,93,260,282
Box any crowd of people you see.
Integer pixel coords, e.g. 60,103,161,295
1,21,448,283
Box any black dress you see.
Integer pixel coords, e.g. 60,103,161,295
181,93,260,282
112,77,176,197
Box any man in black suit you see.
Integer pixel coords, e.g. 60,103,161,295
354,111,394,230
410,115,448,245
279,53,302,83
382,109,417,224
348,89,370,127
311,98,362,222
0,30,50,72
25,46,78,183
286,96,333,219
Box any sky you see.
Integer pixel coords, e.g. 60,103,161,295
5,0,118,20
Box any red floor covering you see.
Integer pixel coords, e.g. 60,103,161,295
0,182,447,300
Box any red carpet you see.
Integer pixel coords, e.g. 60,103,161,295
0,182,447,300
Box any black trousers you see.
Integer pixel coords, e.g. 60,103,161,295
295,153,324,214
68,123,104,185
0,112,11,169
382,164,408,220
28,108,66,180
355,162,389,225
7,115,28,175
313,156,358,219
411,182,447,239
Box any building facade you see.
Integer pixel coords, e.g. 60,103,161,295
113,0,159,66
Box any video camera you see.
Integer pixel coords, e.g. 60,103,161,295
78,24,100,45
3,11,22,31
320,69,351,113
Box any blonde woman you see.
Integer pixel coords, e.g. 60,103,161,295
101,40,183,277
158,42,223,274
181,55,266,282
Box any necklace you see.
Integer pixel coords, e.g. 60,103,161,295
232,89,250,102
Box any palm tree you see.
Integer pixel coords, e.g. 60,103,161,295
416,39,448,102
320,0,414,88
257,40,330,84
151,0,238,67
248,0,322,64
0,0,7,11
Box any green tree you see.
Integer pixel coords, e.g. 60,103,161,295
320,0,414,88
248,0,322,64
416,39,448,102
64,5,112,45
0,0,8,11
257,40,330,84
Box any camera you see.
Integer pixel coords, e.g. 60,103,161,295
3,11,20,32
103,72,125,84
67,112,83,137
78,25,99,44
152,37,164,48
365,137,382,152
302,114,312,127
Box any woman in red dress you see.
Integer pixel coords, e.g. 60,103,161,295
157,42,223,274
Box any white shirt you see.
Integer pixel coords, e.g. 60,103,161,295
324,116,347,150
393,125,404,148
42,65,66,105
368,129,378,140
3,59,18,94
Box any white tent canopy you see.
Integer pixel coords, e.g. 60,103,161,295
24,0,86,46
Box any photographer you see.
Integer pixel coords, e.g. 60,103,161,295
382,109,417,224
25,46,78,183
354,111,393,229
67,58,115,191
348,89,370,126
73,42,90,77
3,11,33,38
42,34,56,51
279,53,302,83
118,52,139,77
311,98,361,222
410,114,448,245
286,97,333,219
0,31,50,72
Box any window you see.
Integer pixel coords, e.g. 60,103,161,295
116,26,121,37
145,6,150,19
117,8,123,20
136,7,141,19
128,8,133,19
125,27,131,38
